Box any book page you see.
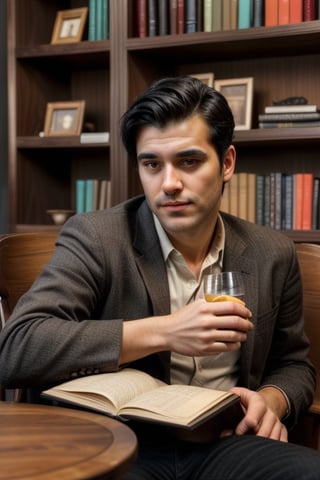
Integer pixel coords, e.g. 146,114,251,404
121,384,231,423
51,368,166,413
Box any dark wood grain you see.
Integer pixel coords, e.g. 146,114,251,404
0,402,137,480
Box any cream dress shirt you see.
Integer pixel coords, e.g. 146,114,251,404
153,214,240,390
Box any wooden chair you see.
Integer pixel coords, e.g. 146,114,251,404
289,243,320,451
0,231,57,401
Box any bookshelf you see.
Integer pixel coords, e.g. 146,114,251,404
6,1,320,242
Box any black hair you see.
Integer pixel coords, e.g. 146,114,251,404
120,76,235,168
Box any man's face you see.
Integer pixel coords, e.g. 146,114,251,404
136,114,235,240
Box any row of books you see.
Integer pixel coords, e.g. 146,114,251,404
134,0,319,37
221,172,320,230
88,0,109,40
258,102,320,128
76,179,111,214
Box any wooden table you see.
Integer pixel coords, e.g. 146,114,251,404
0,402,137,479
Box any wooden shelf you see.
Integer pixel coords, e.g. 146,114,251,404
127,21,320,60
17,136,110,150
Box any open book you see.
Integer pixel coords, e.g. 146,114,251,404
42,368,243,430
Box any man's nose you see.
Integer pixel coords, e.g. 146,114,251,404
162,166,183,194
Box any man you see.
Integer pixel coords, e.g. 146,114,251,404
1,76,320,478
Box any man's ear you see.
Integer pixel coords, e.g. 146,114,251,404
223,145,236,183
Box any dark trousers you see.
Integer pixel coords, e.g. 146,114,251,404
121,434,320,480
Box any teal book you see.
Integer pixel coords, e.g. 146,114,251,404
76,180,86,214
238,0,252,28
96,0,103,40
85,179,94,213
88,0,97,40
102,0,109,39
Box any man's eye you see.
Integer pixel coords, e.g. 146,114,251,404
144,161,159,169
182,158,199,167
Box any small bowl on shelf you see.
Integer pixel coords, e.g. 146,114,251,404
46,209,75,226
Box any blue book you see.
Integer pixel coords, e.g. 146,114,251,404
238,0,252,29
76,180,86,214
102,0,109,39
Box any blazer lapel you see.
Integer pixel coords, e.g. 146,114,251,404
223,220,258,387
133,201,171,316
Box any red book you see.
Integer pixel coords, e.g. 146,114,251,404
303,0,316,20
293,173,304,230
177,0,185,33
289,0,303,23
302,173,314,230
278,0,289,24
136,0,147,37
265,0,278,26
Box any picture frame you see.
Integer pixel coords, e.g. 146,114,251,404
51,7,88,44
190,73,214,87
214,77,254,130
44,101,86,137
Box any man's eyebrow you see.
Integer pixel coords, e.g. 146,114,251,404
137,152,157,162
175,149,207,158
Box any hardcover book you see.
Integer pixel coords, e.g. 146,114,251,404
42,368,243,430
264,104,318,114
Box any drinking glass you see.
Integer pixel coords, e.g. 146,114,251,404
203,271,245,304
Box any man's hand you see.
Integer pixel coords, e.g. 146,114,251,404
120,298,253,364
229,386,288,442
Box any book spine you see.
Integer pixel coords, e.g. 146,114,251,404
223,0,231,30
283,174,293,230
220,181,230,213
265,0,278,25
148,0,158,36
76,180,86,214
230,0,238,29
312,177,320,229
247,173,256,224
170,0,177,35
303,0,316,20
255,175,265,225
265,104,317,113
158,0,170,35
185,0,197,32
212,0,222,31
197,0,204,31
229,173,239,217
177,0,185,33
238,172,248,220
278,0,290,24
96,0,103,40
88,0,97,40
136,0,148,37
302,173,314,230
264,175,271,227
289,0,303,23
204,0,213,31
253,0,264,26
259,112,320,121
293,173,304,229
85,179,94,213
259,120,320,128
238,0,251,29
274,172,282,230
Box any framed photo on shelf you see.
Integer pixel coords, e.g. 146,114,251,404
44,101,86,137
214,77,254,130
51,7,88,44
190,73,214,87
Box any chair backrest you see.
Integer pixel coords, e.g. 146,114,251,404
0,232,57,401
0,232,57,317
296,243,320,407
